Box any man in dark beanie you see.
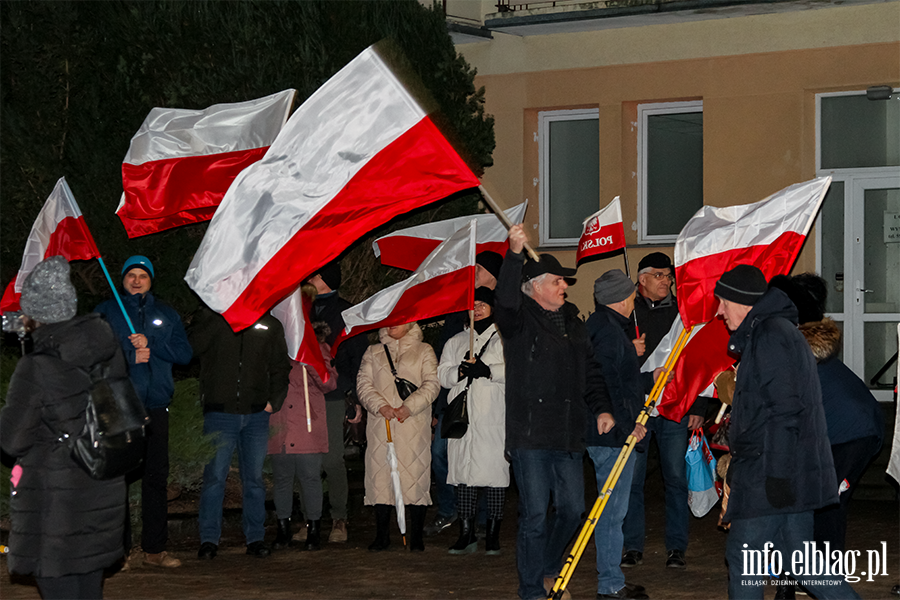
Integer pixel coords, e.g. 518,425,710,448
96,255,192,569
306,261,368,543
496,224,614,600
715,265,859,599
585,269,667,599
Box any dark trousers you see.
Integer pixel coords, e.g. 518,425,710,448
814,435,883,552
141,407,170,554
36,569,103,600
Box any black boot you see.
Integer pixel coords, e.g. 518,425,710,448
272,518,291,550
368,504,392,552
304,520,321,551
448,517,477,555
408,505,426,552
485,518,502,555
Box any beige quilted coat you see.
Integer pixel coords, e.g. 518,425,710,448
357,324,439,506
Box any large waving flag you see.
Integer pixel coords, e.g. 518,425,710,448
1,178,100,313
270,286,329,383
185,44,481,332
117,90,296,238
575,196,626,267
648,176,831,422
333,220,476,352
373,202,526,271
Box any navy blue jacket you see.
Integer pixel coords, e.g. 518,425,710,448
96,292,192,410
585,305,654,448
724,288,837,521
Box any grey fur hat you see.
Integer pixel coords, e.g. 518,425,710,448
20,256,77,324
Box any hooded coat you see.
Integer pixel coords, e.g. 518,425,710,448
723,288,837,521
438,323,509,487
1,314,126,578
357,324,439,506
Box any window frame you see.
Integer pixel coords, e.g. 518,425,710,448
538,108,600,247
637,100,704,245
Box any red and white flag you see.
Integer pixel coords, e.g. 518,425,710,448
117,90,296,238
1,178,100,313
185,44,481,332
576,197,626,267
373,202,526,271
644,176,831,422
333,219,477,352
270,287,330,383
675,177,831,327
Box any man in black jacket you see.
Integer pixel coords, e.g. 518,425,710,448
715,265,858,600
190,306,290,559
495,224,614,600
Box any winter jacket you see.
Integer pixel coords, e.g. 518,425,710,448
494,250,613,454
189,306,290,414
801,319,884,447
312,291,368,403
357,324,440,506
723,288,837,521
268,341,338,455
1,314,126,578
585,305,654,448
632,289,679,367
96,291,192,409
438,324,509,487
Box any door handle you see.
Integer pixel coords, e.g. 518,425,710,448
858,288,874,293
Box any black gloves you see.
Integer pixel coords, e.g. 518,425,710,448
458,358,491,381
765,477,796,509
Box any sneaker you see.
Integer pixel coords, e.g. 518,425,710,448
246,541,271,558
197,542,218,560
329,519,348,543
620,550,643,568
424,513,457,537
597,584,649,599
144,551,182,568
666,549,686,569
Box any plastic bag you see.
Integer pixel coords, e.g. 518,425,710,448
685,428,720,517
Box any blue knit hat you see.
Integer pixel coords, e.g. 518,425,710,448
121,255,155,279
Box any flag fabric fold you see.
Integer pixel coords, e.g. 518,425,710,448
270,286,330,383
575,196,626,267
334,220,477,352
185,44,480,332
1,177,100,313
118,89,296,237
373,202,526,271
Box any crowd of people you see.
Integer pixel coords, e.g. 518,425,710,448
1,222,885,600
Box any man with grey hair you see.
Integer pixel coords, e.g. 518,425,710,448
495,224,614,600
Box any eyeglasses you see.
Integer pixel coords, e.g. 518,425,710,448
644,272,675,282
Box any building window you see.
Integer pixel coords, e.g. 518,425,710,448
538,108,599,246
638,101,703,244
818,91,900,170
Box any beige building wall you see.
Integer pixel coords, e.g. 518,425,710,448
458,3,900,314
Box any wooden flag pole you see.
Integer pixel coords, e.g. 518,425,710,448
478,185,540,262
303,366,312,433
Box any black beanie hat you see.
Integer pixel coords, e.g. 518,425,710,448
769,273,826,324
714,264,767,306
474,286,495,307
638,252,673,272
476,251,503,280
317,262,342,291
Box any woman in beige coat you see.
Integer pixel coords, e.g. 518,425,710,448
357,322,439,552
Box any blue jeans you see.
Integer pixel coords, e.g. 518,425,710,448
509,449,585,600
623,414,689,554
199,411,270,545
587,446,636,595
431,413,456,518
726,511,860,600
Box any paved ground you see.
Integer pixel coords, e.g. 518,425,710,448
2,446,898,599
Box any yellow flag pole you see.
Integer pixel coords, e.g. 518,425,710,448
548,324,695,600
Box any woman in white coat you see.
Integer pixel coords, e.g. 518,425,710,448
357,322,439,552
437,287,508,555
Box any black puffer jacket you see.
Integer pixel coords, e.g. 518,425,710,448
1,314,126,578
724,289,837,521
494,250,612,453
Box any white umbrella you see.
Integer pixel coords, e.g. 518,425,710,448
385,419,407,546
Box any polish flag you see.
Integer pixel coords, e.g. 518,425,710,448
643,177,831,422
373,202,526,271
333,220,476,353
185,44,481,332
270,286,330,383
1,178,100,313
576,197,626,267
675,177,831,327
117,89,296,238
